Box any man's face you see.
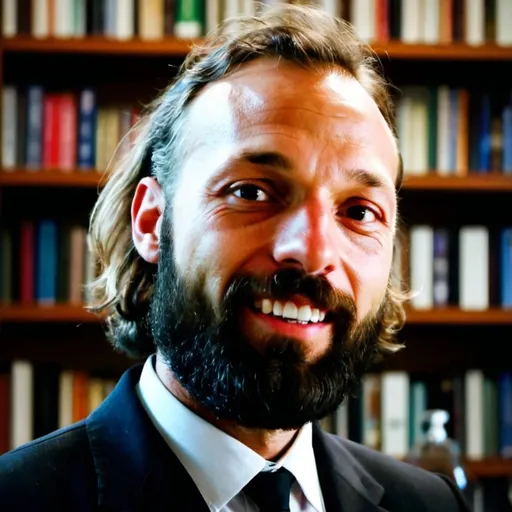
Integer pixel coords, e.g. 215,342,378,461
150,58,399,429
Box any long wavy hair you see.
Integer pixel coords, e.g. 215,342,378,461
87,3,409,359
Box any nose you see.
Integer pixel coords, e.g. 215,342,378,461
272,196,337,276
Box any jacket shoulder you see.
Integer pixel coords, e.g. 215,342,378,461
330,434,470,511
0,422,97,510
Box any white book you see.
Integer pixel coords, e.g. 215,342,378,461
10,360,34,449
241,0,255,16
320,0,343,17
409,88,429,175
223,0,240,18
205,0,221,35
436,86,451,175
32,0,49,38
2,0,16,37
459,226,489,310
496,0,512,46
465,369,484,459
116,0,135,40
465,0,485,46
422,0,439,43
54,0,74,38
2,86,17,170
350,0,375,41
58,371,74,428
401,0,422,43
409,225,434,309
381,371,409,458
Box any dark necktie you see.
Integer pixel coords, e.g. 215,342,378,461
243,467,295,512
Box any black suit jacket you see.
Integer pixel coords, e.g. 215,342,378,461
0,364,471,511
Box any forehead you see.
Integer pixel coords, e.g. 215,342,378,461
180,58,398,182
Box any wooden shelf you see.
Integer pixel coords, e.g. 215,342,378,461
0,169,104,187
405,307,512,325
2,37,512,60
402,174,512,192
0,36,199,56
465,458,512,479
2,169,512,191
0,304,103,323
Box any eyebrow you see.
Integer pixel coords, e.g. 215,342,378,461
235,150,392,191
236,150,293,170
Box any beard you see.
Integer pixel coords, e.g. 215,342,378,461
149,216,388,430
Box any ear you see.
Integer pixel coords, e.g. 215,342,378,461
131,177,166,264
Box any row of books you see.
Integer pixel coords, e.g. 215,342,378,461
0,360,117,454
1,360,509,461
351,0,512,46
0,221,94,305
1,220,511,310
396,225,512,311
5,83,512,177
321,369,512,461
1,86,139,172
397,86,512,176
2,0,512,47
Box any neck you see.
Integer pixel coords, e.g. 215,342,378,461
155,356,299,461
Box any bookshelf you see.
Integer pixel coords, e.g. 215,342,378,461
0,3,511,506
3,37,512,61
2,168,512,191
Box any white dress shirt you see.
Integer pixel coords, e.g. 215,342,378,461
136,355,326,512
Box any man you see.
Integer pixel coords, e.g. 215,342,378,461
0,4,471,511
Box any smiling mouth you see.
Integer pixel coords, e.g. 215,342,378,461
253,298,330,325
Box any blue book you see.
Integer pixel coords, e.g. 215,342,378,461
503,105,512,174
501,228,512,307
25,85,44,170
35,219,58,304
498,372,512,458
478,94,492,173
77,88,97,169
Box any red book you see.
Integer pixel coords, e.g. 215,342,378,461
58,93,77,171
375,0,390,42
42,94,61,169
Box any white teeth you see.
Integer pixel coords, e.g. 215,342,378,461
297,305,312,322
273,301,283,317
262,298,273,314
282,301,298,319
254,298,326,323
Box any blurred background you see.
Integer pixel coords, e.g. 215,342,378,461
0,1,511,510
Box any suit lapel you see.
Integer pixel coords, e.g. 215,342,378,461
86,365,209,512
312,424,389,512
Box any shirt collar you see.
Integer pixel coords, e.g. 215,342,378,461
136,355,323,512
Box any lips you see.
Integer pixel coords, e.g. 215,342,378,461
254,298,327,325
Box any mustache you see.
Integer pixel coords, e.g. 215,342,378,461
226,267,357,316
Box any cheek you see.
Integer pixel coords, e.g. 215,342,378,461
349,239,393,318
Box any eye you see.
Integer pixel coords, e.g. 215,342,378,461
345,205,377,223
232,184,271,202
